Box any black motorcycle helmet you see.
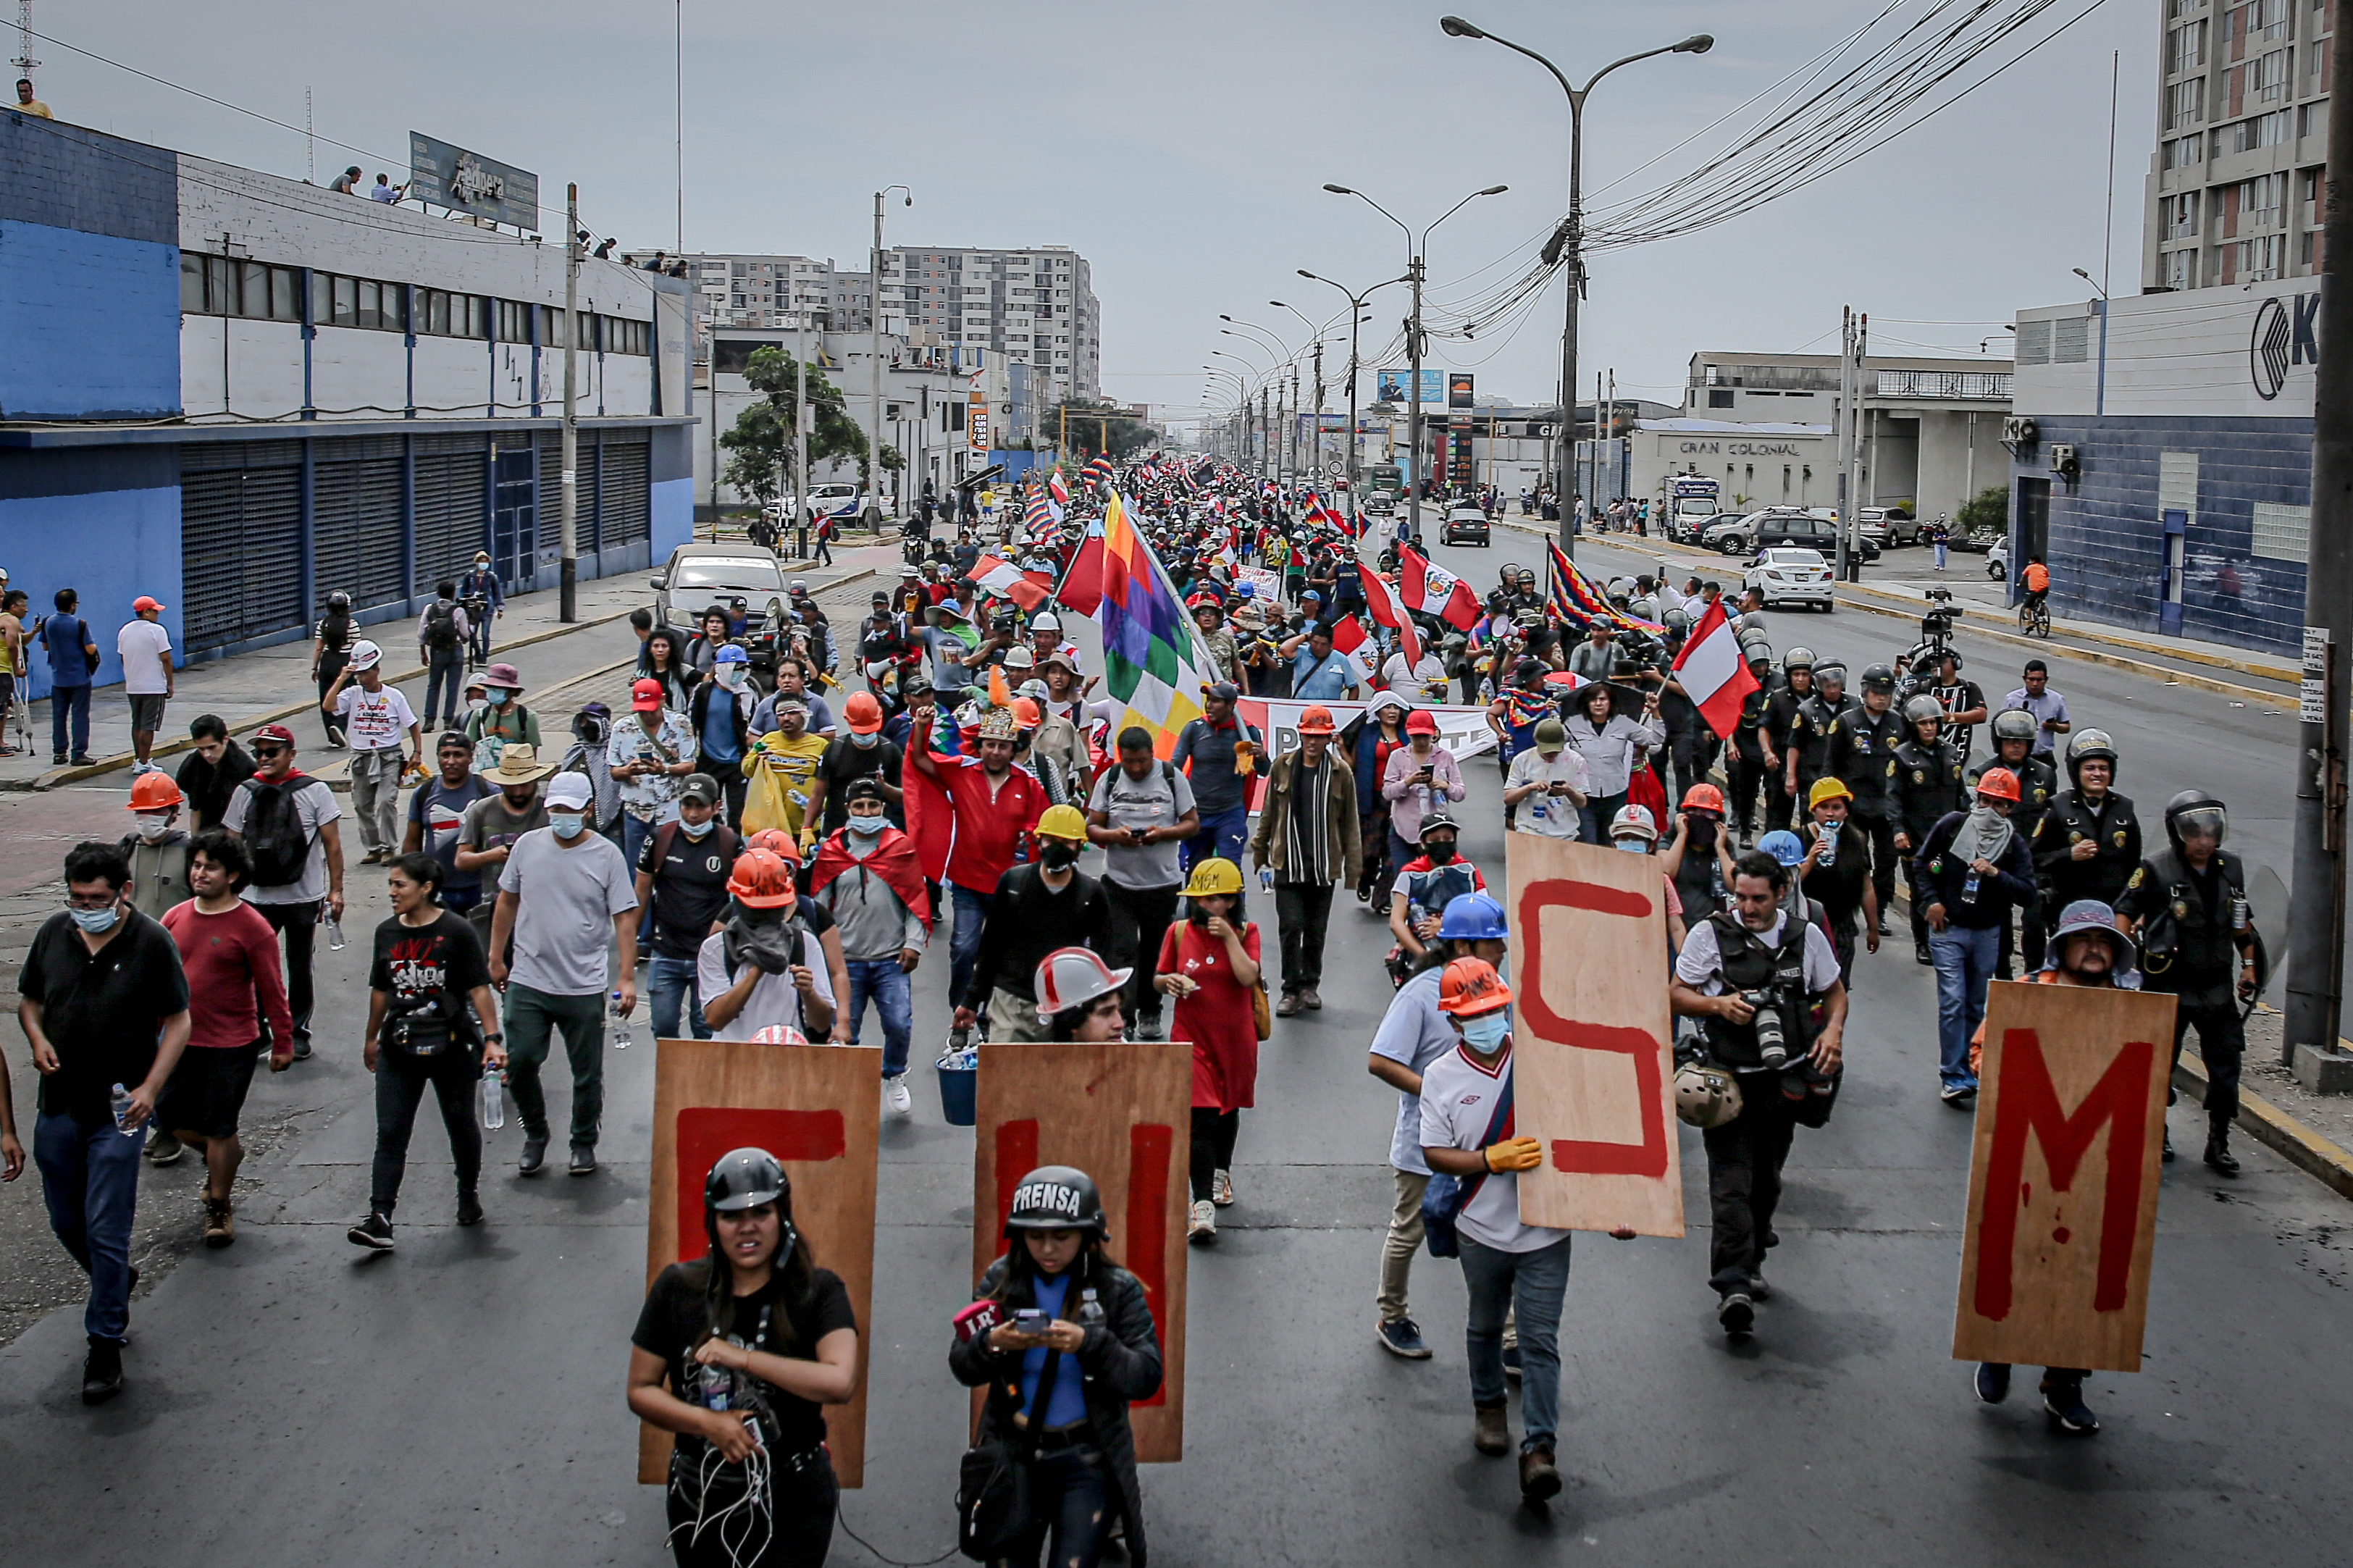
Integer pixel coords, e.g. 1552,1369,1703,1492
2163,789,2228,851
2067,727,2118,788
326,590,353,613
1004,1165,1106,1238
706,1146,787,1212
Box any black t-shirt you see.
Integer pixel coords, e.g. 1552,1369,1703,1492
632,1263,856,1456
816,736,902,831
635,822,742,961
1800,823,1874,925
19,909,191,1125
368,910,491,1012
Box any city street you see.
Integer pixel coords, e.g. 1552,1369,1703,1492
3,544,2349,1568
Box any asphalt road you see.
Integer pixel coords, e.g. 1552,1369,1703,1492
2,546,2350,1567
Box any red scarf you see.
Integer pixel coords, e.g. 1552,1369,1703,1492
808,826,933,931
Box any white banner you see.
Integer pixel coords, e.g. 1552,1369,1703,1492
1237,697,1498,764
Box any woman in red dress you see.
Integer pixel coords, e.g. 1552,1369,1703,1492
1154,858,1262,1248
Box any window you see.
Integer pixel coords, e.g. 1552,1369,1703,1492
2167,0,2202,18
2163,133,2204,168
496,298,532,343
2302,100,2328,139
2168,18,2209,72
2163,247,2199,289
180,253,303,320
2251,47,2291,103
2164,191,2200,239
2244,170,2289,228
2232,109,2291,151
2258,0,2291,41
2238,232,2286,279
2252,501,2310,561
2168,77,2205,128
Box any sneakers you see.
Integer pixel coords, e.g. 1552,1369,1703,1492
883,1075,913,1116
290,1034,313,1062
1187,1199,1217,1245
2204,1129,2240,1175
456,1194,485,1227
1914,944,1933,966
202,1196,235,1249
1375,1317,1432,1359
1136,1011,1165,1041
1974,1362,2011,1404
1748,1271,1772,1302
81,1336,125,1405
2043,1378,2100,1434
1940,1081,1978,1106
1299,987,1323,1010
348,1212,395,1251
1717,1291,1756,1338
1211,1169,1234,1208
2162,1128,2176,1163
1519,1445,1562,1504
1502,1343,1522,1381
1472,1404,1510,1456
569,1144,597,1176
1275,991,1303,1017
143,1131,184,1166
519,1136,548,1175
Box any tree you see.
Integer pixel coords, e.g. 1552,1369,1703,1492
718,348,868,507
1955,484,2008,536
1046,398,1162,461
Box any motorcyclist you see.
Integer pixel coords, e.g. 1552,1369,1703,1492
1967,709,2058,976
1891,695,1965,964
1822,663,1905,939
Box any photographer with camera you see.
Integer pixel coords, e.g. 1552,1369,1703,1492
1670,850,1847,1341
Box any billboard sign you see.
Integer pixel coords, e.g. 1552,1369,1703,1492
1375,368,1446,406
1448,372,1475,408
407,133,540,231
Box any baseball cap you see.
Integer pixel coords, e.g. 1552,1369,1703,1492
1201,680,1238,703
629,676,664,712
713,643,748,666
679,772,721,805
252,723,296,748
133,595,165,614
545,772,594,811
1404,710,1438,737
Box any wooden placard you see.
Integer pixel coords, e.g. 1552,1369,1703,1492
1505,833,1684,1238
1951,981,2177,1373
639,1038,881,1486
972,1041,1190,1462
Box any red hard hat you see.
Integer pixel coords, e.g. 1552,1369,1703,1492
844,690,884,734
1680,783,1726,814
1976,767,2023,803
747,828,800,863
1438,957,1514,1018
127,772,185,811
1296,705,1337,735
1033,946,1133,1023
726,847,800,907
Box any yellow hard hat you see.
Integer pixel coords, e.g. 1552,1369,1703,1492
1808,776,1853,810
1182,857,1243,898
1036,803,1089,843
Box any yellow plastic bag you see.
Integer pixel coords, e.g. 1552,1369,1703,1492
740,760,795,837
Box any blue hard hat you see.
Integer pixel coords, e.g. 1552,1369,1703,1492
1756,830,1805,868
714,644,749,665
1436,891,1509,942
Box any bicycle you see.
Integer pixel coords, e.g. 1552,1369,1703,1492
2017,592,2050,639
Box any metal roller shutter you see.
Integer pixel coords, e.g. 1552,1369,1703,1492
600,435,650,548
414,442,487,590
180,454,303,653
312,435,407,613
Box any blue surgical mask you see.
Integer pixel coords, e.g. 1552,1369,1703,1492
548,810,585,839
69,903,121,934
846,814,886,836
1616,838,1651,854
1459,1013,1510,1053
850,729,880,750
679,816,716,839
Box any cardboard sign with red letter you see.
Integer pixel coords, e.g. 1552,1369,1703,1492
639,1039,881,1485
973,1040,1189,1461
1951,981,2177,1373
1505,833,1684,1238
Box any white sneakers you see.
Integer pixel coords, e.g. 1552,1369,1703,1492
1188,1199,1217,1245
1211,1169,1234,1208
883,1075,913,1116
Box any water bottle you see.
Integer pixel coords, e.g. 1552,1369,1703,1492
479,1069,506,1131
1078,1288,1106,1328
1817,820,1840,868
1961,869,1981,904
324,912,347,952
611,991,634,1050
109,1082,140,1137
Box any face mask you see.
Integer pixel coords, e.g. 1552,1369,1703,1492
850,729,879,749
135,815,172,843
1424,842,1456,865
717,664,747,689
469,697,489,712
70,902,121,934
1616,838,1651,854
548,811,585,839
1459,1013,1510,1053
847,814,886,837
679,817,716,839
1040,840,1081,872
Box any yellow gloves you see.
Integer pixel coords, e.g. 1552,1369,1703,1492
1483,1136,1543,1173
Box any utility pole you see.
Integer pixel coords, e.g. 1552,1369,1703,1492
794,308,810,558
1310,339,1325,482
868,186,910,535
1834,309,1868,583
1259,385,1270,477
559,183,580,621
2285,9,2353,1076
1834,308,1853,582
1406,252,1426,542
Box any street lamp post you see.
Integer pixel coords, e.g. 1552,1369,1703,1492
1299,270,1411,524
868,185,911,537
1440,15,1711,555
1322,183,1506,545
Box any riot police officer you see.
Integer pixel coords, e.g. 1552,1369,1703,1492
1761,647,1817,834
1823,663,1905,937
2114,792,2262,1174
1892,695,1964,964
2037,729,2140,913
1966,710,2057,976
1786,659,1857,822
1727,636,1777,844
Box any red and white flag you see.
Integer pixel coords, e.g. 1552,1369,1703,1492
1354,563,1422,671
1669,598,1760,740
971,555,1052,612
1397,545,1482,631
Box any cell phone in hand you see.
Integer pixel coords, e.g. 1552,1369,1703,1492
1014,1307,1048,1328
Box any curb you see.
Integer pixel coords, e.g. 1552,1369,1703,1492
2173,1052,2353,1201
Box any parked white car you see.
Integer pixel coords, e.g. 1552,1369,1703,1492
1743,546,1837,612
1986,539,2011,582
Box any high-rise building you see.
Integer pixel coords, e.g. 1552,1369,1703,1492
2143,0,2332,293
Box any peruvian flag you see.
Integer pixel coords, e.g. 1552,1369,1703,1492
971,555,1053,611
1669,597,1760,740
1354,562,1423,671
1055,526,1105,616
1398,544,1482,631
1048,470,1070,508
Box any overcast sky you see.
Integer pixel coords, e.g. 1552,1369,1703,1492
43,0,2149,424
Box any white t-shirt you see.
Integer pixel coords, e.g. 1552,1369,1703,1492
1673,909,1842,996
222,775,342,903
1506,747,1591,839
696,928,837,1041
1370,965,1459,1175
1380,651,1450,702
1417,1042,1564,1253
336,682,419,752
117,619,172,695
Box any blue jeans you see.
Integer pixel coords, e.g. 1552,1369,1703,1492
949,884,993,1010
844,957,914,1075
35,1111,143,1342
1930,922,2002,1089
1186,805,1251,875
647,955,710,1040
1461,1230,1572,1451
50,682,91,758
1934,542,1950,570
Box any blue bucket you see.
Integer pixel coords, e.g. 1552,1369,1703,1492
936,1056,978,1126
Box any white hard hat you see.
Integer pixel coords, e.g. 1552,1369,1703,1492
347,640,384,671
1030,612,1062,634
1610,803,1658,842
1033,946,1132,1023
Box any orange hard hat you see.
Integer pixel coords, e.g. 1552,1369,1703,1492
726,847,800,908
1012,696,1041,729
1680,783,1725,814
747,828,800,863
1296,705,1337,735
844,689,884,734
126,772,185,811
1438,957,1514,1018
1975,767,2022,803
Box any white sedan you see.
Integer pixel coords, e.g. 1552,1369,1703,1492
1744,547,1837,612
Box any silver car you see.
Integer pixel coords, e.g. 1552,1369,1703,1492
650,544,789,632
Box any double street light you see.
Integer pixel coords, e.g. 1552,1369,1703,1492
1321,180,1507,544
1440,14,1711,553
1296,270,1409,512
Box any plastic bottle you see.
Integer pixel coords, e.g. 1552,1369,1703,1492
479,1069,506,1131
1078,1288,1106,1328
109,1083,140,1137
1817,820,1840,868
611,991,634,1050
1961,869,1981,903
324,912,347,952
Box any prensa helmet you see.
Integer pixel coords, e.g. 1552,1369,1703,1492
1004,1165,1106,1236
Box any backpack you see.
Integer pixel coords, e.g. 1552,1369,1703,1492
241,778,318,886
1420,1068,1514,1259
423,600,461,652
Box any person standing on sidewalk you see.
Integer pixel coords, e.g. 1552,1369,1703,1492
321,640,422,866
177,715,256,831
0,587,28,757
631,773,739,1042
41,587,98,766
487,771,638,1178
808,779,928,1113
156,830,293,1249
311,591,358,746
1249,705,1362,1017
222,724,345,1061
416,580,471,729
17,839,193,1404
403,731,499,919
1085,728,1201,1041
117,595,174,770
458,551,504,667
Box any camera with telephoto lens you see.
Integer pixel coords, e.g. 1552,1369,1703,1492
1742,986,1791,1069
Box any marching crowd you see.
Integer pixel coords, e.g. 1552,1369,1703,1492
0,456,2265,1564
